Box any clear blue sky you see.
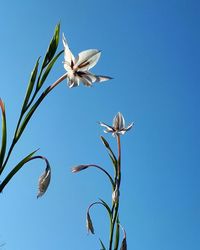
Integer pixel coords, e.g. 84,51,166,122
0,0,199,249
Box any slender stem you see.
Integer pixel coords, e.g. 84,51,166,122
109,134,121,250
0,73,67,174
86,164,115,188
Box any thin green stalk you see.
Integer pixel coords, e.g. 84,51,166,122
87,164,115,189
109,134,121,250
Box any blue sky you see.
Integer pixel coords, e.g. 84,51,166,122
0,0,199,249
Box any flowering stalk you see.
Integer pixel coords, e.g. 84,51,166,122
0,24,65,194
72,112,133,249
0,24,111,197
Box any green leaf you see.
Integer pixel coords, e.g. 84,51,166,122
114,219,120,250
0,149,38,192
41,23,60,69
0,99,7,169
100,136,117,168
99,198,112,221
15,86,49,140
99,238,106,250
21,57,40,111
37,50,63,89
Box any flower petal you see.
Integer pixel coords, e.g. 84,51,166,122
99,122,114,133
80,75,93,87
75,49,101,71
113,112,125,130
95,75,113,82
62,33,75,68
125,122,134,131
67,75,80,88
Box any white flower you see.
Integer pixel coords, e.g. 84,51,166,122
99,112,133,136
62,33,112,88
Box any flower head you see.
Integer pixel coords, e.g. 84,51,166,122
99,112,133,136
37,164,51,198
62,33,112,88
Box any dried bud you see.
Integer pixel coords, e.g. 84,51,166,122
120,225,127,250
86,211,94,234
120,237,127,250
71,165,88,173
112,186,120,204
37,164,51,198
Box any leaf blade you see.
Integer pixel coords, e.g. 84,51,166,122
37,50,63,89
0,99,7,169
21,57,40,112
99,238,106,250
41,23,60,70
0,149,38,192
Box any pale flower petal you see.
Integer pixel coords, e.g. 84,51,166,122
75,49,101,71
67,74,80,88
95,75,113,82
99,122,114,133
125,122,134,131
113,112,125,130
62,33,75,67
80,75,93,87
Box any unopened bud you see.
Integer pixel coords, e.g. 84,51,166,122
120,237,127,250
112,186,120,204
86,211,94,234
37,164,51,198
120,224,127,250
71,165,88,173
100,136,110,148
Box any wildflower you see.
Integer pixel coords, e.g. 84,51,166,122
86,211,95,234
37,164,51,198
62,33,112,88
99,112,133,136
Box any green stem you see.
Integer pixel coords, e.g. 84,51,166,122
86,164,115,189
109,134,121,250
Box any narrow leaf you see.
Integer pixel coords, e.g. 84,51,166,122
99,198,112,220
0,99,7,169
41,23,60,69
15,86,49,140
0,149,38,192
37,50,63,89
99,238,106,250
100,136,117,168
21,57,40,111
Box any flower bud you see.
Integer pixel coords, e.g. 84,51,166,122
112,186,120,204
71,165,88,173
120,224,127,250
86,211,94,234
120,237,127,250
37,164,51,198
